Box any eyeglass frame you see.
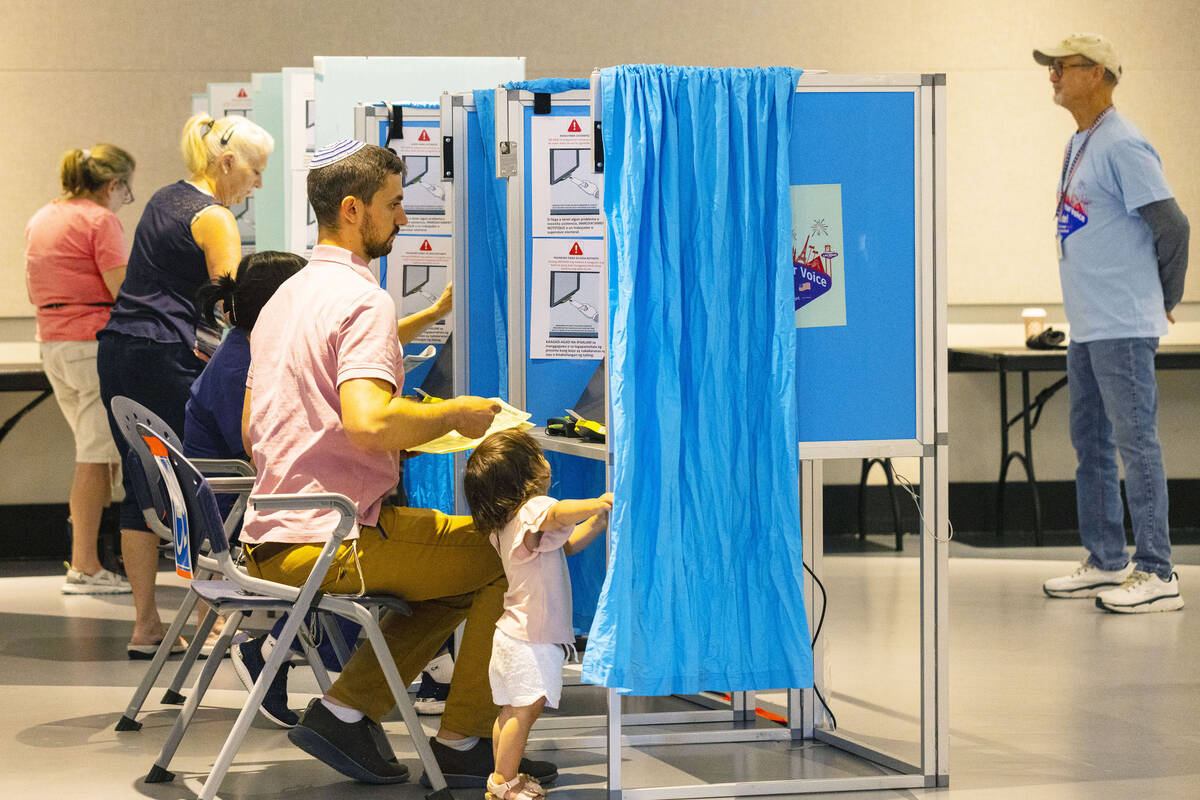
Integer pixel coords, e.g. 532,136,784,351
1048,58,1098,77
115,177,134,204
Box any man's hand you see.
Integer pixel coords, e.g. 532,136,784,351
1167,309,1176,324
449,396,501,439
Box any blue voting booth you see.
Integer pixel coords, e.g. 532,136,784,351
478,67,947,798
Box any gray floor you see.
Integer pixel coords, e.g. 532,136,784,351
0,541,1196,799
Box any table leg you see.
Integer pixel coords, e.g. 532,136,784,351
996,371,1009,540
0,389,52,446
1021,372,1043,546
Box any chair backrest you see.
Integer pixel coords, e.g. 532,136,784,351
136,423,232,581
110,396,185,534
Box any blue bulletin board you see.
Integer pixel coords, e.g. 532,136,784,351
791,89,919,444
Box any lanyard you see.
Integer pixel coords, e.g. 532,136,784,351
1056,105,1114,219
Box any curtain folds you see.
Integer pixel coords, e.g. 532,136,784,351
581,65,813,695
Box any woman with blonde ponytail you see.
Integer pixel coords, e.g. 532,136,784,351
25,143,136,595
96,114,274,658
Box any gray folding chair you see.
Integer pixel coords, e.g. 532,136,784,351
134,423,450,800
109,395,255,727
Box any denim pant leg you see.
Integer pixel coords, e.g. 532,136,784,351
1088,338,1172,579
1068,340,1130,571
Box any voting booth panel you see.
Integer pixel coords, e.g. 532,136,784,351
250,72,285,252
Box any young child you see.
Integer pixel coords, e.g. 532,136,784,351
464,428,613,800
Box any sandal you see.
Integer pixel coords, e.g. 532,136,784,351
485,774,547,800
127,636,187,660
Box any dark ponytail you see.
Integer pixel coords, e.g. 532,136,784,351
195,251,306,333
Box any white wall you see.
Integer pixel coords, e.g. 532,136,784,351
3,1,1198,504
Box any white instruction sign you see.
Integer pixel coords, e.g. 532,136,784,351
387,235,452,345
530,238,605,359
530,116,604,238
391,125,451,237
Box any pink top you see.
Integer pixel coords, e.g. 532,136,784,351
491,496,575,645
240,245,403,544
25,198,126,342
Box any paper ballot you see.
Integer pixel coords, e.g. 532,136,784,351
406,398,534,455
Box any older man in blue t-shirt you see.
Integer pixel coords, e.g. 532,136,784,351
1035,34,1189,613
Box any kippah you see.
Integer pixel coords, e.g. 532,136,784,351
309,139,367,169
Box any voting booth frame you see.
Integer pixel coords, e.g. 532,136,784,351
350,71,947,796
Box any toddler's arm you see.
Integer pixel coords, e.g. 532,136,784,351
522,493,613,554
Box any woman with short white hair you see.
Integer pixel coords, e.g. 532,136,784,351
97,114,274,658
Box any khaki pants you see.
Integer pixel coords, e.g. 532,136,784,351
246,505,505,735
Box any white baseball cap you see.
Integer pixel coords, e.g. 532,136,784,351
1033,33,1122,82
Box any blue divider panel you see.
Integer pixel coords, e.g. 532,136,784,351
546,451,607,635
791,91,917,443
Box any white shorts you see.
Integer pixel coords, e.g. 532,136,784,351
488,628,569,709
40,340,119,464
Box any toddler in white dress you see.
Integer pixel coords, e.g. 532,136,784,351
464,429,612,800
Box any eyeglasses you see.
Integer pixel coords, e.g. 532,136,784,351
116,178,134,204
1049,59,1097,77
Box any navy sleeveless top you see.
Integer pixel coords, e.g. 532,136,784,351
101,181,216,346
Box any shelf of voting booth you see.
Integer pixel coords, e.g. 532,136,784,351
417,69,949,798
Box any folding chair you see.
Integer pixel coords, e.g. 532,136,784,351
109,395,255,729
134,423,450,800
110,397,354,731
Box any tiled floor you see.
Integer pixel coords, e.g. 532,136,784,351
0,542,1196,799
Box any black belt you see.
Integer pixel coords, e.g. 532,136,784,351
38,302,114,310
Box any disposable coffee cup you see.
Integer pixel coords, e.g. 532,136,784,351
1022,308,1046,340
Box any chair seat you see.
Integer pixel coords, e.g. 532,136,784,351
352,594,411,616
191,580,295,610
191,580,411,617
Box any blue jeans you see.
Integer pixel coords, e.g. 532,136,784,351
1068,337,1172,579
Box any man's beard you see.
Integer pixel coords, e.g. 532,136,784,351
362,214,397,260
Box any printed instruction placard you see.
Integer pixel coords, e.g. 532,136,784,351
530,116,604,238
387,235,452,345
389,125,450,237
791,184,847,328
530,238,605,359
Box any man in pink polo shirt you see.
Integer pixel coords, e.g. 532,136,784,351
240,141,557,789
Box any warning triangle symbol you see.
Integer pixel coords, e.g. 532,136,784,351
236,89,248,98
420,240,433,252
418,129,430,142
567,119,582,133
569,242,583,256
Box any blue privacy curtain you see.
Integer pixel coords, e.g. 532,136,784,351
470,90,510,400
581,65,813,695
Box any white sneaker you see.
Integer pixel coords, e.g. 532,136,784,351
1043,559,1133,598
1095,570,1184,614
61,563,132,595
413,651,454,715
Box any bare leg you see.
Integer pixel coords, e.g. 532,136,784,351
123,528,163,644
492,698,546,784
67,462,114,576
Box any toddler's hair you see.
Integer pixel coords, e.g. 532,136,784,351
463,428,551,534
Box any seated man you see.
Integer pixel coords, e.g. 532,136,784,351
239,140,556,787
